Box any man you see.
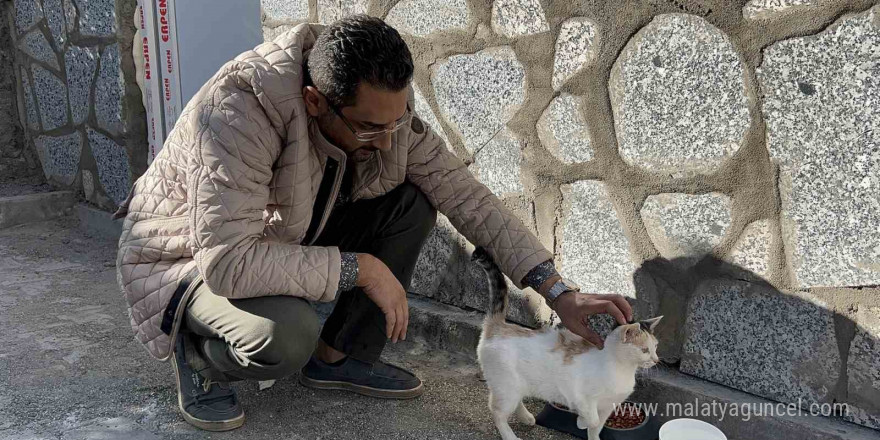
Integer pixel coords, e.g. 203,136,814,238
115,15,632,432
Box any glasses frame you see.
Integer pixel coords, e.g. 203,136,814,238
330,104,412,142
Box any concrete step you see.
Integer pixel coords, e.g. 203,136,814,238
75,203,122,240
403,294,880,440
0,191,76,229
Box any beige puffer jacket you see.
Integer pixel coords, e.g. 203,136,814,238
116,23,553,361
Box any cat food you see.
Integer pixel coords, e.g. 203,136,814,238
605,402,646,429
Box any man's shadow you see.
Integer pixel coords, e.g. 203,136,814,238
585,255,879,429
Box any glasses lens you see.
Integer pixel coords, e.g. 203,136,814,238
355,111,412,141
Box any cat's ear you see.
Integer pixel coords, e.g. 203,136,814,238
623,324,640,343
639,316,663,334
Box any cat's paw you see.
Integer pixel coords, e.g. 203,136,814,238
577,414,600,430
518,411,535,426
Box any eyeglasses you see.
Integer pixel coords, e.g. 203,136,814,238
331,105,412,142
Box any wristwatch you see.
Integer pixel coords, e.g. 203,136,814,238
545,278,580,308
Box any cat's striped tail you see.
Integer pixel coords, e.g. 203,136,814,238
472,246,508,324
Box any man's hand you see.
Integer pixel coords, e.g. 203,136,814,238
552,291,632,348
548,287,632,349
356,253,408,343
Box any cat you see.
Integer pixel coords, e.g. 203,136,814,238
472,247,662,440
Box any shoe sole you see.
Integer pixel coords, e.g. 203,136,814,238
171,356,245,432
299,375,425,400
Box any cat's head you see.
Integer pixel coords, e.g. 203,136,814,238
609,316,662,368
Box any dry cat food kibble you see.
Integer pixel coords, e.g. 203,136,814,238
605,402,646,429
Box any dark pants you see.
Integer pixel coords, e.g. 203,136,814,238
183,182,436,380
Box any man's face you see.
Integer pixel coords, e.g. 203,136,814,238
304,82,409,163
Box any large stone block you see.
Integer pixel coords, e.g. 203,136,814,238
316,0,367,25
74,0,116,37
386,0,470,38
32,65,68,131
19,30,59,70
65,45,98,125
410,214,458,298
760,6,880,288
412,84,449,146
743,0,820,20
681,280,841,407
96,44,123,135
43,0,69,49
845,306,880,430
610,14,749,175
552,18,598,91
451,242,548,328
537,93,593,164
560,181,637,297
641,193,732,261
412,212,548,328
469,129,523,196
33,132,82,186
262,0,309,22
87,129,130,204
432,46,525,154
727,219,773,280
20,67,40,131
490,0,549,38
14,0,43,34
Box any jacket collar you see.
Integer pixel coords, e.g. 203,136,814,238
308,118,347,164
308,117,383,201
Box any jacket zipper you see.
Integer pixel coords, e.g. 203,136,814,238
307,158,345,245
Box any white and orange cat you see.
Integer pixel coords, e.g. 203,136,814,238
472,247,662,440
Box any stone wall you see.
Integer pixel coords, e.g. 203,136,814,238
10,0,143,209
262,0,880,430
1,1,40,184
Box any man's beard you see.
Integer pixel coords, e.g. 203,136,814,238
351,147,378,162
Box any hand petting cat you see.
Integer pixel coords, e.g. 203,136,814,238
538,275,633,349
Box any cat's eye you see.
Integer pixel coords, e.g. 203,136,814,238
641,348,649,353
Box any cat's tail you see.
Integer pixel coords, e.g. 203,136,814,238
472,246,508,324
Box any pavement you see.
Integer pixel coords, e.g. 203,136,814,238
3,206,878,440
0,217,566,440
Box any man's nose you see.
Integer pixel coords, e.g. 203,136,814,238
370,131,393,152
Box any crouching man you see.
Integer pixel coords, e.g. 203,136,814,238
115,15,632,431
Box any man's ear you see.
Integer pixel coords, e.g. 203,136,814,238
303,86,327,117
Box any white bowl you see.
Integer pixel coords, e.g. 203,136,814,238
659,418,727,440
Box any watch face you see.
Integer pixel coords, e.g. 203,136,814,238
549,281,568,297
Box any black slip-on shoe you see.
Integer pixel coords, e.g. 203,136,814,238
172,331,245,431
299,356,424,399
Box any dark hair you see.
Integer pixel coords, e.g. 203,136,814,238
307,15,414,108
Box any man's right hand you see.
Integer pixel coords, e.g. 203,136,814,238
356,253,408,343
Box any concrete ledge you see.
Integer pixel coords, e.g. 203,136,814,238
405,294,880,440
632,369,879,440
75,204,122,240
0,191,76,229
407,294,483,357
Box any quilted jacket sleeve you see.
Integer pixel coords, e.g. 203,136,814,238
405,118,554,289
188,67,340,302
